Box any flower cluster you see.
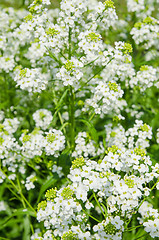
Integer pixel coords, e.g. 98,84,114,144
129,65,158,91
56,58,84,87
36,121,159,239
33,109,53,130
83,80,125,116
127,0,157,19
20,128,65,158
131,16,159,49
72,132,103,158
14,68,49,92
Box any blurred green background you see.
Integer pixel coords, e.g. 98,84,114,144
0,0,126,11
0,0,61,8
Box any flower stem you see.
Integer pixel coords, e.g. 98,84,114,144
1,169,36,214
69,86,75,150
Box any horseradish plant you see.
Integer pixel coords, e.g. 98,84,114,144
0,0,159,239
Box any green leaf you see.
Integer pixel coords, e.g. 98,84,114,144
0,209,36,230
77,118,98,143
23,216,30,240
55,88,69,110
36,176,57,203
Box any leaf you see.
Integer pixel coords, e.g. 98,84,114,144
36,176,57,203
23,216,30,240
59,149,71,175
55,88,69,110
0,209,36,229
77,118,98,143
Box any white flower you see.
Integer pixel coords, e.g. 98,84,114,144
14,68,49,93
33,109,53,130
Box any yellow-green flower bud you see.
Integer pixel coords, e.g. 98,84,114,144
45,187,57,201
87,32,100,42
61,187,74,199
62,230,78,240
37,200,47,211
104,0,115,9
104,222,117,234
108,82,118,92
46,28,59,36
72,157,85,169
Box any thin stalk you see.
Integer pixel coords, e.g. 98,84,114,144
7,185,22,203
45,47,62,66
134,232,149,240
83,56,99,67
52,90,70,148
132,216,136,238
100,202,108,218
68,27,72,59
76,65,105,94
93,191,105,218
69,86,75,150
30,223,34,235
82,208,100,223
58,111,70,148
17,177,26,209
68,25,75,151
0,238,10,240
137,180,158,210
1,170,36,214
125,225,142,232
89,112,95,121
76,57,114,93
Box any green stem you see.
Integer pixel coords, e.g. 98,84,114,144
58,112,70,149
76,58,113,94
30,223,34,235
17,177,26,209
0,238,10,240
82,208,100,223
76,66,105,93
125,225,142,232
138,180,158,210
68,25,75,151
89,112,95,121
7,185,22,202
134,232,149,240
93,191,105,218
46,47,62,66
69,86,75,150
1,170,36,214
52,90,70,148
68,27,72,59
